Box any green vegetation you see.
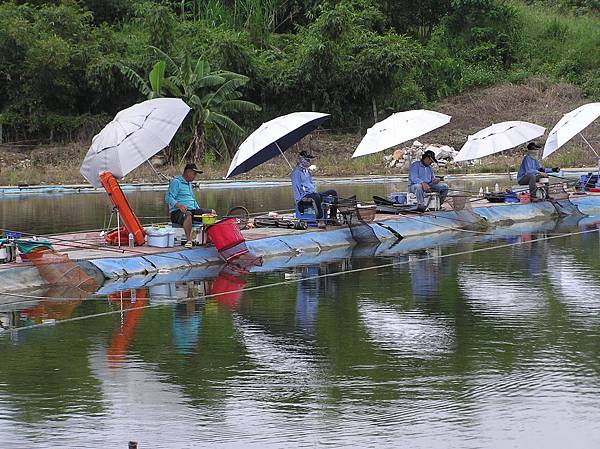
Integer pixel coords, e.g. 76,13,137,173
0,0,598,164
122,52,261,161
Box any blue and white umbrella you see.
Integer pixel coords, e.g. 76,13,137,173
226,112,330,179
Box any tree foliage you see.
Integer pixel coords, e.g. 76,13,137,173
122,50,260,161
0,0,598,157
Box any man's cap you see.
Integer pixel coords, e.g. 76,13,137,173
299,150,315,159
184,163,203,174
422,149,438,163
527,142,542,151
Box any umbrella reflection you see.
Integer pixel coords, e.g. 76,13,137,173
0,285,92,332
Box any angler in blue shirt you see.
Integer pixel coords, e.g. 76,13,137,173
166,163,214,247
408,150,448,211
291,151,338,225
517,142,560,196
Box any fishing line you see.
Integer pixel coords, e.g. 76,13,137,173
3,226,599,333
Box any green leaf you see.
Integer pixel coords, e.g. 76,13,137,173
194,59,210,78
188,94,202,110
117,63,152,98
149,60,166,95
209,112,245,137
197,75,226,88
220,100,261,113
162,78,182,97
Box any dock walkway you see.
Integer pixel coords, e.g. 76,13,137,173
2,194,600,291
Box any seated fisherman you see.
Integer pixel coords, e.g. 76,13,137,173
166,163,215,247
291,150,338,225
408,149,448,212
518,142,560,196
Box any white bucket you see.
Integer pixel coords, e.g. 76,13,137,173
164,227,175,247
146,228,170,248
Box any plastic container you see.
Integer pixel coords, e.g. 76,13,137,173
5,231,22,239
207,218,248,261
201,214,217,225
166,228,175,247
0,239,16,263
193,226,207,245
146,228,170,248
390,192,407,204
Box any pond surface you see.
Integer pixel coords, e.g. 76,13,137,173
0,176,505,235
2,178,600,448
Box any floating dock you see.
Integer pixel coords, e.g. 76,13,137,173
2,194,600,292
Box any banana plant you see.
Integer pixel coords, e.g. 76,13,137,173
121,49,260,162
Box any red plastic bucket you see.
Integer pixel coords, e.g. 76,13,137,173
207,218,248,261
207,219,244,250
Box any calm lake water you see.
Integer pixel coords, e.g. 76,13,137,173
1,178,600,448
0,176,503,235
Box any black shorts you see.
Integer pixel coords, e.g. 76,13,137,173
170,208,212,225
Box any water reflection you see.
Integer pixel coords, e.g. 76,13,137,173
295,266,319,334
172,297,203,356
408,248,444,300
359,300,453,358
210,266,248,310
108,289,148,366
1,215,600,447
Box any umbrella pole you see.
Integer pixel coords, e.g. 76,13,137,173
146,160,170,182
578,133,600,180
276,143,293,170
117,212,121,248
580,133,599,157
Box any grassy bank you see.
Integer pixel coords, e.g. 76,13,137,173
1,79,598,186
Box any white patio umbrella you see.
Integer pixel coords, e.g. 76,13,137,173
454,121,545,162
542,102,600,159
226,112,330,179
351,110,451,158
80,98,191,187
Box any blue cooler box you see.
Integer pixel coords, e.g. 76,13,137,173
390,192,407,204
